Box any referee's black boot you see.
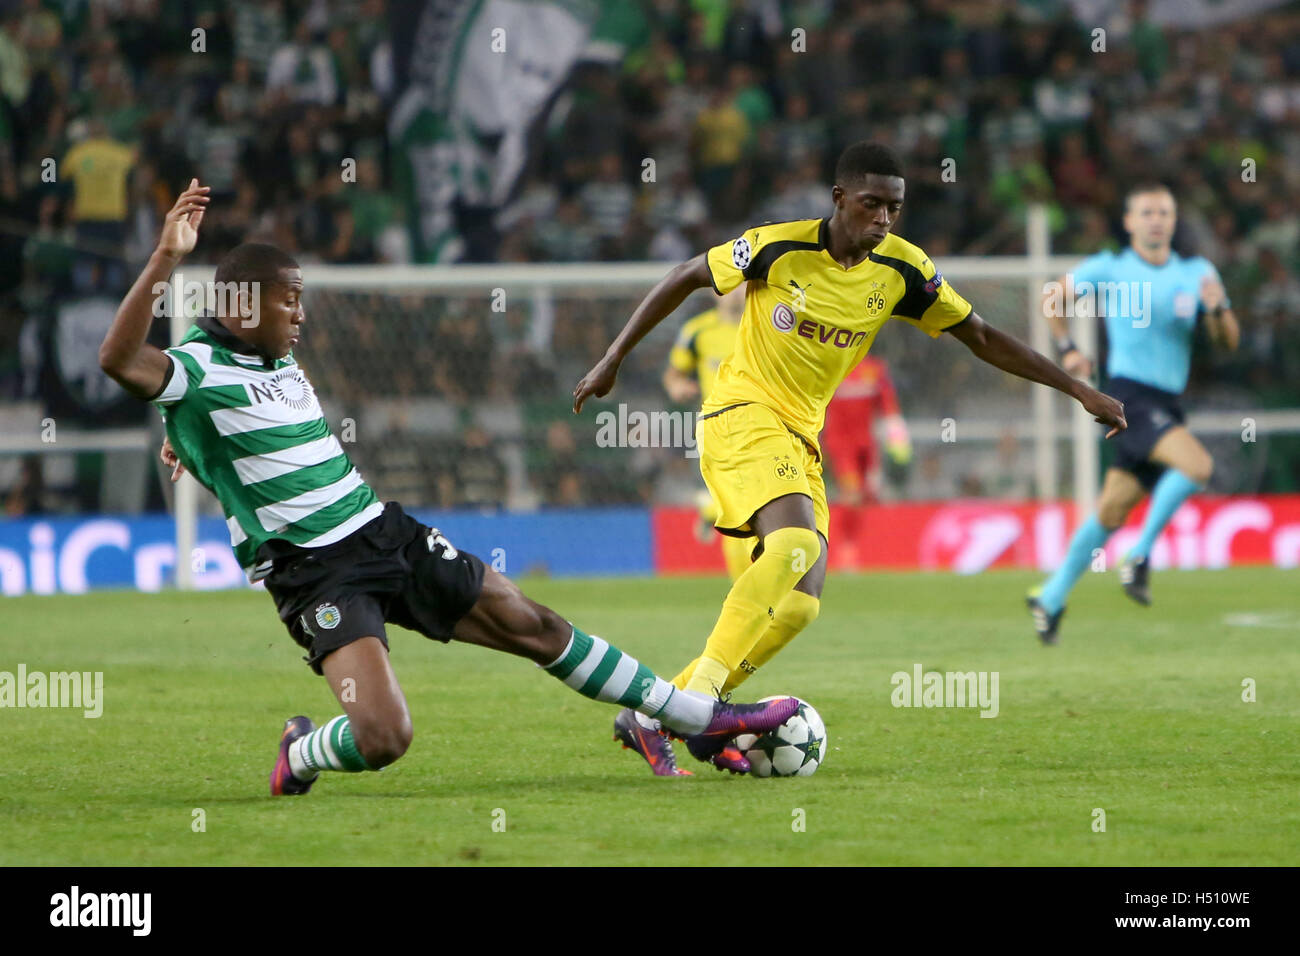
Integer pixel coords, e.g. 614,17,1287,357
1119,555,1152,606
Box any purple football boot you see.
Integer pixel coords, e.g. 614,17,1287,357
270,716,318,796
613,708,692,776
679,696,801,772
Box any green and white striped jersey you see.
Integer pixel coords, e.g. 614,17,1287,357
150,314,381,581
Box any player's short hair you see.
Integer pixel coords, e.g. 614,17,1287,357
835,142,905,186
213,242,300,287
1124,181,1174,210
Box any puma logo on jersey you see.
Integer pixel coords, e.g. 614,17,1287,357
788,279,812,312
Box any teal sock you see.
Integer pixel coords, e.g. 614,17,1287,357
544,626,714,735
289,715,372,777
1039,515,1111,613
1130,469,1202,560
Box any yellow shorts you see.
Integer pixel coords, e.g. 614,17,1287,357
695,402,829,541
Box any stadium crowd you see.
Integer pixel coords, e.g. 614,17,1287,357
1,0,1298,514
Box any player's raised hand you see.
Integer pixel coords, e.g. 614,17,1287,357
1079,386,1127,439
573,356,620,413
160,437,185,482
158,178,210,260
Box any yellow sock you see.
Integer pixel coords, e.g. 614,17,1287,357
683,526,821,697
721,534,754,581
684,657,730,698
723,590,820,695
671,657,700,691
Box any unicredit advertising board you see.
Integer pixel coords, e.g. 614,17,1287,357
0,496,1297,595
655,495,1300,574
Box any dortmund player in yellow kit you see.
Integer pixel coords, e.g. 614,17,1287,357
574,143,1127,775
663,285,753,580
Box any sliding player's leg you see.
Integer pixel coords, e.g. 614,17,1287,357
1028,467,1145,643
271,632,411,795
1119,426,1212,604
270,502,797,790
452,566,798,774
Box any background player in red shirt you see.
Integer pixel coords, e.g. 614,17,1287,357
820,356,911,565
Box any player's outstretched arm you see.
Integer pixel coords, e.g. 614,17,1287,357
99,178,210,400
947,312,1127,438
573,253,712,413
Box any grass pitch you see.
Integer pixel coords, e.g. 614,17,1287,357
2,567,1296,866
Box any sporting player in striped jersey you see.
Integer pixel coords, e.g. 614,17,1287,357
1027,182,1240,643
574,143,1128,775
99,179,798,790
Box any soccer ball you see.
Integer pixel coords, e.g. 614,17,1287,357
734,696,826,777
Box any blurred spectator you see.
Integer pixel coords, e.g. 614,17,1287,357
232,0,287,77
1250,249,1300,385
1049,131,1102,208
756,154,829,224
1245,197,1299,264
1130,0,1169,88
533,198,597,262
23,193,74,300
540,420,583,506
266,20,338,108
578,153,636,255
439,423,507,510
692,82,749,211
3,455,45,516
645,166,708,261
1034,50,1093,143
62,118,136,291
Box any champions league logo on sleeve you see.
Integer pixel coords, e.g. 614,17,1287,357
731,237,752,270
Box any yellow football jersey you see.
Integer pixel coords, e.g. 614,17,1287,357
703,218,972,449
668,308,740,402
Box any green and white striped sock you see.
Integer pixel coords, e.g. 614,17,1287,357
288,715,372,778
544,626,714,735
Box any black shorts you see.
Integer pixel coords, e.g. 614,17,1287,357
263,502,486,674
1107,376,1186,490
